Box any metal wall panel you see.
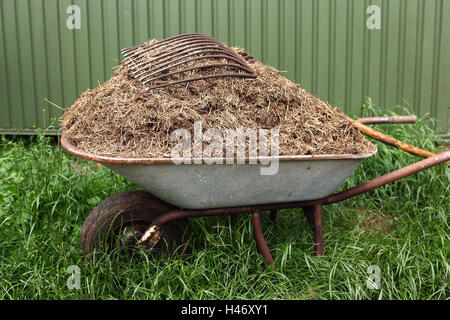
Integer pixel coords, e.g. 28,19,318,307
0,0,449,134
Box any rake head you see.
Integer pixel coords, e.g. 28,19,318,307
120,33,257,91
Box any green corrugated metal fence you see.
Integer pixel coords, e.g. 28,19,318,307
1,0,449,134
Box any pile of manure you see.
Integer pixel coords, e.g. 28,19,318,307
62,43,376,159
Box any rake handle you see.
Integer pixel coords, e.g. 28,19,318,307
357,115,417,125
350,116,437,159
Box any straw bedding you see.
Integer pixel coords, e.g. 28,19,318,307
62,43,376,159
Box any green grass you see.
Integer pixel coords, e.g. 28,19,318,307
0,99,448,300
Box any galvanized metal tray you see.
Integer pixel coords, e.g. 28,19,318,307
61,132,376,209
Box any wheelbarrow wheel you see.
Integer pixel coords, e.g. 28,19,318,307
80,190,190,256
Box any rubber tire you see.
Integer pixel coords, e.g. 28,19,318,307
80,190,189,255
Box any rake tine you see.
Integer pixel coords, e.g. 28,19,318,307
134,50,244,79
124,39,222,70
121,33,257,92
125,40,223,70
132,47,242,78
124,34,225,65
122,35,203,63
127,43,225,77
141,63,255,85
123,34,216,60
121,33,205,54
138,55,254,83
145,73,257,91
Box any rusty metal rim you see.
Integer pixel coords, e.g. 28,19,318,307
60,130,377,165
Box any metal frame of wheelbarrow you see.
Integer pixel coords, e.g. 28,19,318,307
61,116,449,265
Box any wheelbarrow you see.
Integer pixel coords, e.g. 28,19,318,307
60,116,449,265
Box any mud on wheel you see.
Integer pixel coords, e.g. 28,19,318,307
80,190,190,256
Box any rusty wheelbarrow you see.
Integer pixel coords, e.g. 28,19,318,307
60,116,449,264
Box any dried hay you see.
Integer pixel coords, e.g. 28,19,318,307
62,43,376,159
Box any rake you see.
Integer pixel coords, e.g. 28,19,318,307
121,33,257,91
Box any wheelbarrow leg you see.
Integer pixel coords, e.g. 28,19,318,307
303,206,314,228
252,210,274,265
269,210,278,223
312,205,324,256
303,205,324,256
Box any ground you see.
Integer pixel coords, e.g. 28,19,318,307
0,102,448,299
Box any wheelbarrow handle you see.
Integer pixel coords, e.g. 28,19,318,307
325,150,450,204
357,115,417,125
349,116,436,159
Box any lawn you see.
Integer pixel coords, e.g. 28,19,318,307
0,100,448,300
